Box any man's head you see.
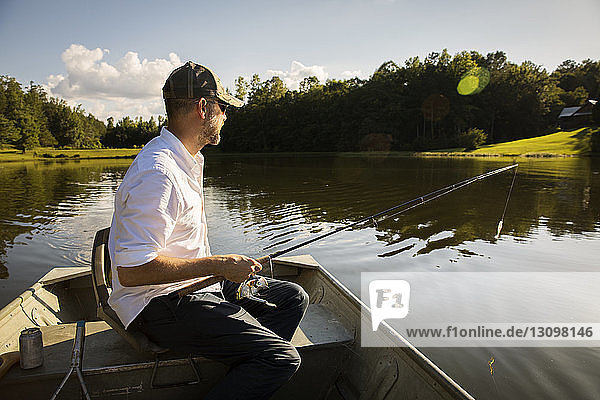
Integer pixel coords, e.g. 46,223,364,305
163,62,243,149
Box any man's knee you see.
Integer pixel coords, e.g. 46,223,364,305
260,340,301,378
278,342,301,377
298,285,309,309
288,282,310,311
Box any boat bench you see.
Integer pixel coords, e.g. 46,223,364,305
0,303,353,398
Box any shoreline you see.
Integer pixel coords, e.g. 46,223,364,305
0,149,594,164
0,148,141,163
0,126,597,163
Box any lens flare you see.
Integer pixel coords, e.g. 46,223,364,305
457,67,490,95
359,133,393,152
457,75,480,95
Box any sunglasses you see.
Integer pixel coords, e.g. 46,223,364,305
207,98,229,114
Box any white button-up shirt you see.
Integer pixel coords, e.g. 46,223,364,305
108,127,218,328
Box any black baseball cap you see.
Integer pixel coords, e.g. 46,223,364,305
162,61,243,107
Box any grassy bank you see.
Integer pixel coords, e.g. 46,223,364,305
422,127,597,157
471,127,597,156
338,127,598,158
0,148,140,162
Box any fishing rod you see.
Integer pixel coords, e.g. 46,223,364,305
177,163,518,297
267,163,518,259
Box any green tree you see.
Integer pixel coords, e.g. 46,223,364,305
0,76,25,121
0,116,19,145
15,110,41,150
299,76,319,93
0,75,111,149
248,74,261,100
250,76,287,105
235,76,249,102
459,128,487,150
107,116,114,130
25,83,56,147
64,108,86,148
559,86,589,107
102,115,160,148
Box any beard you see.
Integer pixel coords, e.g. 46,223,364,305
199,111,225,146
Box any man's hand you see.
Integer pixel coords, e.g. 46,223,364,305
219,254,263,283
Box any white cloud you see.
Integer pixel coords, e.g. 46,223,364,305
266,61,328,91
45,44,182,121
341,69,364,79
45,48,366,121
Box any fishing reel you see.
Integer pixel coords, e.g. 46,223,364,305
235,255,276,307
236,275,276,308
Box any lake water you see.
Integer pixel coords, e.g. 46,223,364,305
1,154,599,399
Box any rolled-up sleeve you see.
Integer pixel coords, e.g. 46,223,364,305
112,168,181,268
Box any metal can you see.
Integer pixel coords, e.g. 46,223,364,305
19,327,44,369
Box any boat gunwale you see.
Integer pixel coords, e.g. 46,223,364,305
0,284,42,324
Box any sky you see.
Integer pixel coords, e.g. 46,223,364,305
1,0,599,122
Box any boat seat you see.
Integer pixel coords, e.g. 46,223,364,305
91,228,168,355
92,228,202,388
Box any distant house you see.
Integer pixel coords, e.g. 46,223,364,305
558,100,597,129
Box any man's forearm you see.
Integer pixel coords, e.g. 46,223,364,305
117,255,222,287
117,254,262,287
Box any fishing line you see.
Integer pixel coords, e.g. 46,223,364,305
495,165,518,239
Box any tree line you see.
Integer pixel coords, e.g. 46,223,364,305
0,76,165,150
103,115,166,148
0,77,106,150
222,50,600,152
1,49,599,152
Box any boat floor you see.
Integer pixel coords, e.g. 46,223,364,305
2,304,353,398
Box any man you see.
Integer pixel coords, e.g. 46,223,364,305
107,61,309,400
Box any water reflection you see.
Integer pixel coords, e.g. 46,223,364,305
1,155,598,279
204,155,600,260
0,160,128,278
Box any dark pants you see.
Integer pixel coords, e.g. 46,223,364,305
133,278,309,400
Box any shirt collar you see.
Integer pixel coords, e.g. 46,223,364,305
160,127,204,177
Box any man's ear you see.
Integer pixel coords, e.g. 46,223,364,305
196,98,208,119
